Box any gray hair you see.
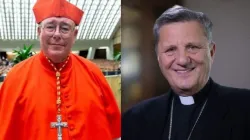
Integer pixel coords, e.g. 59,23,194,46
153,5,213,52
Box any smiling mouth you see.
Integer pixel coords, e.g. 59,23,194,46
175,68,195,74
51,44,63,45
50,44,64,47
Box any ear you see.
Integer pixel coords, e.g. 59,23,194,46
74,29,78,40
157,54,162,64
154,45,159,62
37,26,41,36
73,29,78,43
209,42,216,61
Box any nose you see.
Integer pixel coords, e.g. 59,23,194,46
176,50,191,67
52,26,61,40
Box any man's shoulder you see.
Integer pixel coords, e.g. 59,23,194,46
7,55,37,77
122,94,169,139
1,55,38,91
123,94,168,117
71,54,101,72
214,82,250,106
216,83,250,97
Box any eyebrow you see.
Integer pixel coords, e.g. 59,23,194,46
164,45,176,48
185,42,204,47
160,42,176,48
44,20,73,26
60,22,72,26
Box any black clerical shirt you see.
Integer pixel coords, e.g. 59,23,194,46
169,79,212,140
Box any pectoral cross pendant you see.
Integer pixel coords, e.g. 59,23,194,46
51,115,68,140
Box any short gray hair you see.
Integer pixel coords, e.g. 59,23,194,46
153,5,213,52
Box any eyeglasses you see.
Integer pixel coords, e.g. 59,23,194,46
40,23,75,36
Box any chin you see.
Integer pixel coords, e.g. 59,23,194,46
48,49,66,55
47,52,67,62
173,78,196,89
178,84,194,91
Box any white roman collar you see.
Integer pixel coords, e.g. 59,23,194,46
179,96,195,105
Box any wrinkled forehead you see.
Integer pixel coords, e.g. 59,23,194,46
159,21,208,43
41,17,75,26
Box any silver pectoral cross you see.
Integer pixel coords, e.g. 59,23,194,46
51,115,68,140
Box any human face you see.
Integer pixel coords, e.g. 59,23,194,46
157,21,215,96
37,17,78,63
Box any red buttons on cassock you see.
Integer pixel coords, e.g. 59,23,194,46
64,94,69,98
70,125,75,131
62,85,67,88
66,105,71,108
68,114,72,119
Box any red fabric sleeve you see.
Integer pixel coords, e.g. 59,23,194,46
0,70,24,140
93,69,121,139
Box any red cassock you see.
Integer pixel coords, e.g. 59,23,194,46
0,52,121,140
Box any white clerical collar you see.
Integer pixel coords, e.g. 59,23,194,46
179,96,195,105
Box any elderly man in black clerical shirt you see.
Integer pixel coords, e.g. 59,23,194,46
122,5,250,140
